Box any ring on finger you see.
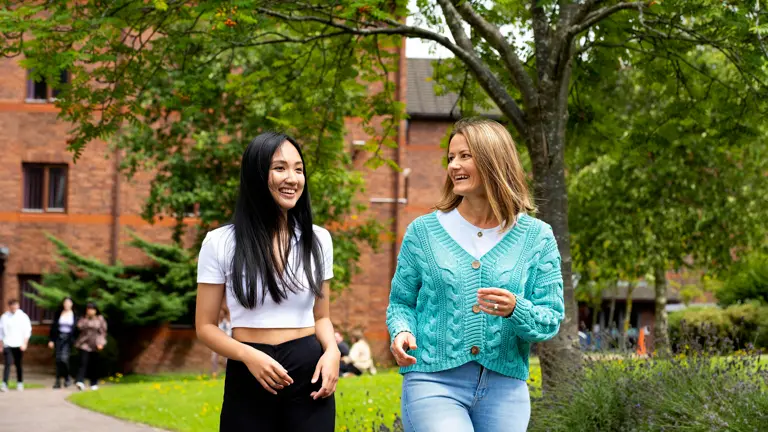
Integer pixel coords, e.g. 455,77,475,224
494,303,499,311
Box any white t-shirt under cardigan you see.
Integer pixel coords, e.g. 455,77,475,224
435,208,511,259
197,225,333,329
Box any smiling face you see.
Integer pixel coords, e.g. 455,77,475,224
268,141,305,213
447,133,483,198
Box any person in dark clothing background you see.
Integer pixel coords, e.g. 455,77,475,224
335,332,351,375
48,297,77,388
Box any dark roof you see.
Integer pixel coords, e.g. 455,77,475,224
601,281,682,303
406,58,501,118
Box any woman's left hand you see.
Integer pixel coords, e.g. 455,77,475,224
311,348,340,400
477,288,517,318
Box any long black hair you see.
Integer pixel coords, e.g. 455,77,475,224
230,132,324,308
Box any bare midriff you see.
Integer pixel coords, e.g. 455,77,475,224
233,326,315,345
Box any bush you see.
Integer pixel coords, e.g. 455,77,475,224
716,251,768,306
530,352,768,432
669,303,768,351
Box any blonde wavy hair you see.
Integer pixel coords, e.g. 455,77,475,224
435,118,534,231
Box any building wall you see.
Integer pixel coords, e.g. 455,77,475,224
1,50,689,374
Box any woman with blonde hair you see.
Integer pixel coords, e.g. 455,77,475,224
386,118,565,432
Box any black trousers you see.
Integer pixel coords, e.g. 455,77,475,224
2,347,23,383
76,350,100,386
54,333,73,380
340,361,362,376
220,335,335,432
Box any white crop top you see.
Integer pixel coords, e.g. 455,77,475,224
196,224,333,329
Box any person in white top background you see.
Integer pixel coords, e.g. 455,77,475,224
343,329,377,377
196,132,339,431
0,299,32,392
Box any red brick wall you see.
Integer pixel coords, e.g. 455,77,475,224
0,52,461,370
0,56,199,315
329,118,454,362
24,325,222,374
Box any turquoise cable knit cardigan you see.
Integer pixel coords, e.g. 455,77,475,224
386,211,565,380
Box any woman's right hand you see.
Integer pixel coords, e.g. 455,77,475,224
48,341,54,349
390,332,418,366
242,347,294,395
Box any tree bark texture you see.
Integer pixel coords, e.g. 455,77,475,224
654,265,670,354
529,107,581,391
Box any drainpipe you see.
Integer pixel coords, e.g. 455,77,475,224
110,147,121,265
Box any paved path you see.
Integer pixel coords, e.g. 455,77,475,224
0,384,167,432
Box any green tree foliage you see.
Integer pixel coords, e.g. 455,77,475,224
29,233,196,327
1,1,394,293
4,0,767,385
568,45,768,351
716,251,768,306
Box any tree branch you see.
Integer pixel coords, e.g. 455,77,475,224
435,0,474,53
570,0,602,28
255,6,529,137
569,2,648,38
451,0,538,108
531,0,552,80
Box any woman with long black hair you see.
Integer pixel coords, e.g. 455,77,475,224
48,296,77,388
196,132,339,432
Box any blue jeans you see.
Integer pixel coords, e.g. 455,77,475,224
401,362,530,432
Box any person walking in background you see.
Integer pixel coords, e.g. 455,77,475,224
387,118,565,432
74,302,107,391
0,299,32,392
48,296,77,388
343,330,377,377
196,132,339,432
212,306,232,378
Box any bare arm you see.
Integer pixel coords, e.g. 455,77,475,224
310,281,340,399
196,282,294,394
313,281,338,354
195,283,251,361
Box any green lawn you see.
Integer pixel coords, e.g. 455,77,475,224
70,359,542,432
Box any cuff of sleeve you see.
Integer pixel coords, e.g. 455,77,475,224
390,328,413,344
197,278,226,284
507,295,533,328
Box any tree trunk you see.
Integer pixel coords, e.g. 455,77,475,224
528,104,581,391
621,282,635,352
607,284,617,348
654,265,670,355
607,284,617,329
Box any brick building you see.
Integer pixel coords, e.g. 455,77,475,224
0,51,685,372
0,45,471,371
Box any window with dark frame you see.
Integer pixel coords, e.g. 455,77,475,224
18,275,54,324
26,69,70,102
23,164,68,212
